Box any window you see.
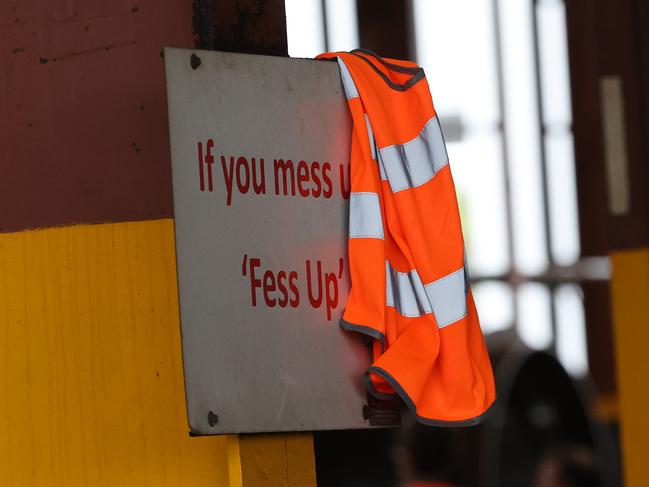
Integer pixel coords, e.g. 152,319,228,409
285,0,603,377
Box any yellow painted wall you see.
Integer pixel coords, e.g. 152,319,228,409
0,219,234,486
610,249,649,487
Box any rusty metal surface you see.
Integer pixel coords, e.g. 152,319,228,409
356,0,415,60
194,0,216,50
212,0,288,56
0,1,193,233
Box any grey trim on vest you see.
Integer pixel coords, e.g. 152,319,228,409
350,49,425,91
364,373,398,401
339,318,385,347
367,366,496,427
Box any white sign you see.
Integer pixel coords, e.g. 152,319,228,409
165,48,374,434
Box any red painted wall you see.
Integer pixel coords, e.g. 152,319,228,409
1,0,194,232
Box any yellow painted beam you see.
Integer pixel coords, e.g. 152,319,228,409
239,433,316,487
610,249,649,487
0,220,316,486
228,435,244,487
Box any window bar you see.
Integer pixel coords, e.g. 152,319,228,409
492,0,520,327
321,0,330,52
531,0,559,353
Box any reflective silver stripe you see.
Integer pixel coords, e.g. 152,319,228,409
364,113,377,160
386,263,431,317
424,268,467,327
378,150,388,180
349,192,384,239
463,247,471,294
385,262,467,327
337,58,359,100
378,116,448,192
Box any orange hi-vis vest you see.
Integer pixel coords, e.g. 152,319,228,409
318,50,496,425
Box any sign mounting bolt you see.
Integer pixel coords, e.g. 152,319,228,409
190,53,202,70
207,410,219,427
